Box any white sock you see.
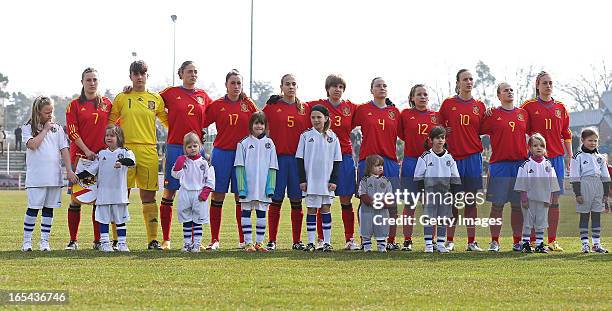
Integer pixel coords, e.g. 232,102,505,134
23,209,38,242
255,210,266,244
241,209,253,244
40,209,53,241
193,224,202,246
306,214,316,244
321,212,332,244
183,222,193,245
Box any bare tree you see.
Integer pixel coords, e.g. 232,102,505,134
561,60,612,111
513,65,538,106
473,61,497,107
429,80,452,111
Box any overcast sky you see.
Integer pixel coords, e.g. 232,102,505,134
1,0,610,108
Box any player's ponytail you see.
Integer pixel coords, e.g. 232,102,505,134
535,71,550,97
455,69,470,95
408,84,425,108
79,67,103,110
29,96,54,137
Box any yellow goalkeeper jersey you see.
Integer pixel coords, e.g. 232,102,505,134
109,91,169,146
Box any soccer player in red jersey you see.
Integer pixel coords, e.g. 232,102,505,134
64,67,112,251
157,61,212,250
520,71,573,251
262,74,311,250
353,77,402,250
308,74,359,250
398,84,439,251
438,69,486,252
481,82,529,252
203,69,258,250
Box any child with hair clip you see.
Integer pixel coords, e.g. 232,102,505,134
514,133,560,253
296,105,342,252
172,132,216,252
234,112,278,252
569,128,610,253
414,126,461,253
78,124,135,252
358,155,394,252
21,96,78,251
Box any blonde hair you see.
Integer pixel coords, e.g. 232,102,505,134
183,132,202,152
28,96,54,136
105,124,125,148
535,71,550,97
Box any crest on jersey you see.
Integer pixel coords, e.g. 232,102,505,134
197,97,204,104
545,166,551,173
117,154,124,159
148,101,156,110
430,115,437,123
240,102,249,112
297,108,306,116
265,142,271,149
446,160,452,167
342,106,351,116
388,110,396,120
517,113,525,121
597,157,603,164
50,126,57,133
472,105,480,115
380,182,386,189
327,137,334,143
554,108,562,118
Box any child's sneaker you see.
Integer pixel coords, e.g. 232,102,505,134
304,243,316,252
521,242,533,253
39,240,51,252
402,240,413,251
466,242,483,251
255,243,269,252
266,241,276,251
316,239,324,251
534,242,548,253
488,241,500,252
147,240,161,250
547,240,563,252
244,243,256,253
592,244,609,253
92,241,101,250
363,244,373,253
65,240,78,250
181,243,192,252
161,240,171,250
437,243,449,253
117,242,130,252
377,245,388,253
206,240,220,251
112,240,119,251
238,242,246,249
100,242,114,252
21,240,32,252
581,243,591,253
191,243,201,253
424,244,434,253
386,242,400,251
292,241,306,251
512,243,522,252
321,243,333,252
344,238,360,250
445,241,455,251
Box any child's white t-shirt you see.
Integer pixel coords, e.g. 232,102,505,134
22,123,68,188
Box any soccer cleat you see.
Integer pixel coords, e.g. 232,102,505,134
161,240,171,250
521,242,533,253
181,243,192,252
117,242,130,252
488,241,500,252
466,242,484,252
100,242,114,252
581,243,591,253
402,240,413,251
21,241,33,252
206,240,220,251
238,242,246,249
344,238,360,250
363,245,373,253
112,240,119,251
266,241,276,251
316,239,324,251
534,242,548,253
92,241,102,250
304,243,316,252
255,243,269,252
148,240,162,250
191,243,201,253
65,240,79,250
386,242,400,251
322,243,333,252
424,244,434,253
292,241,306,251
39,240,51,252
244,243,257,253
512,243,522,252
548,240,564,252
437,244,449,253
445,241,455,251
592,244,609,253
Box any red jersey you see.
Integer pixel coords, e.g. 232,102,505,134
309,99,356,155
481,107,529,163
353,101,401,162
520,98,572,158
66,97,112,162
204,96,258,150
438,96,486,160
160,86,212,145
399,108,440,158
262,101,311,155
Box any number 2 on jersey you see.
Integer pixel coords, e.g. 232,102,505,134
187,104,195,116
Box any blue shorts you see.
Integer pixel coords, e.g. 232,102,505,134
455,152,483,192
400,157,419,193
273,155,302,201
164,144,208,190
358,156,400,190
549,155,565,195
210,147,238,194
486,160,524,205
335,154,356,196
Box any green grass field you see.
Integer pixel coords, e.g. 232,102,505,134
1,190,611,310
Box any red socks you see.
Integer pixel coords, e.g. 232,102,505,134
341,203,355,242
465,205,477,244
160,198,173,241
68,204,81,241
316,209,323,241
548,204,560,243
447,206,459,242
403,206,415,241
236,202,244,243
489,208,503,243
290,201,303,243
268,201,282,242
210,200,223,242
510,207,523,244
